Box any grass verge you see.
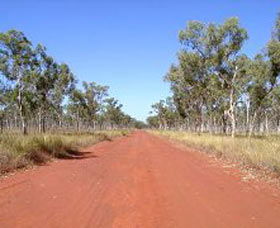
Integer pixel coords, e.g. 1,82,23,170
150,130,280,176
0,130,129,174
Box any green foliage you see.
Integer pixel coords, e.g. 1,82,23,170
149,14,280,137
0,29,139,134
149,97,182,129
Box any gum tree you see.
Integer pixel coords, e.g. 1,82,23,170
166,18,248,137
0,30,35,134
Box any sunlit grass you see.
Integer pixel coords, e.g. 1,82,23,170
150,130,280,174
0,130,129,174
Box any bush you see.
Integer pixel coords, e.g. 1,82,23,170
0,130,129,174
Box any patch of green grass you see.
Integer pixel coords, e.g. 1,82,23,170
0,130,129,174
150,130,280,174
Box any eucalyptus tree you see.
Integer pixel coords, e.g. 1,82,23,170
165,52,209,131
244,55,272,135
150,100,168,129
50,63,75,128
67,88,87,131
67,82,110,131
238,13,280,135
265,13,280,133
165,17,248,136
268,13,280,79
0,28,136,133
82,81,108,129
0,77,8,132
150,97,180,129
243,12,280,135
146,115,160,128
32,44,59,133
103,97,124,129
0,30,36,134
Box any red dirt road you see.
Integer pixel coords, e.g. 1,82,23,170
1,131,280,228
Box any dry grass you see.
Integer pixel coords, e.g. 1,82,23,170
150,130,280,174
0,130,129,174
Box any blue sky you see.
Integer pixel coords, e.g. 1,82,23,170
1,0,279,121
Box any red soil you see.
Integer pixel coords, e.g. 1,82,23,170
0,131,280,227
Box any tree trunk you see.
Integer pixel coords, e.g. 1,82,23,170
222,111,227,134
17,72,27,135
38,109,42,133
0,118,3,134
228,70,237,138
20,113,27,135
76,114,80,132
42,116,46,133
249,111,257,137
18,91,27,135
265,111,269,135
246,98,250,135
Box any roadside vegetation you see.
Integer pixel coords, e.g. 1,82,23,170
148,13,280,138
152,130,280,175
0,29,143,174
0,130,129,174
148,12,280,177
0,30,145,134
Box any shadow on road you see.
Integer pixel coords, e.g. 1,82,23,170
57,149,98,160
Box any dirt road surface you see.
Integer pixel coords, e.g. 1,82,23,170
1,131,280,228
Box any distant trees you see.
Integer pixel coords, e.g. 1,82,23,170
0,30,140,134
149,14,280,137
67,82,109,131
148,98,180,129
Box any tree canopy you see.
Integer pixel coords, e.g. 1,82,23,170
0,30,142,134
148,14,280,137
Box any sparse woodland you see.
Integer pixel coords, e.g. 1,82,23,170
0,30,144,135
148,13,280,137
0,30,147,172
